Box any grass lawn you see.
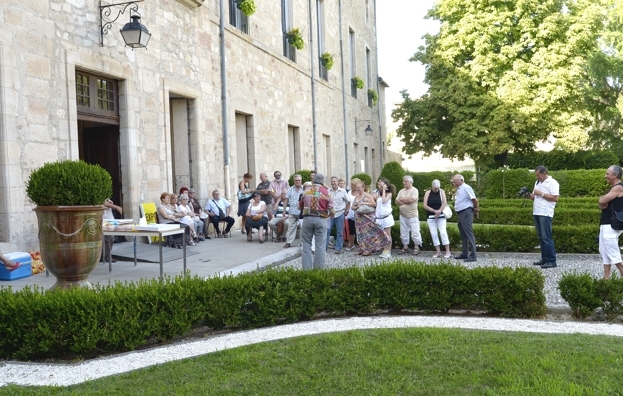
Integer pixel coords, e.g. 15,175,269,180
3,327,623,395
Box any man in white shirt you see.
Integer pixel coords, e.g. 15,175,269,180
527,165,560,269
205,190,235,237
270,174,304,247
325,176,351,254
452,174,479,262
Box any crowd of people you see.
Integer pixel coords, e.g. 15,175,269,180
145,164,623,280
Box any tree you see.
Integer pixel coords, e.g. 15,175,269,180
578,0,623,153
392,0,604,167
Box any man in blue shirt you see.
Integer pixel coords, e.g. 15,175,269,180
452,174,479,262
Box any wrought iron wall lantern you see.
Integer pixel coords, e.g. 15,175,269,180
355,118,374,136
100,0,151,49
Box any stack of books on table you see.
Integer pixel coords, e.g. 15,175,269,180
133,224,181,232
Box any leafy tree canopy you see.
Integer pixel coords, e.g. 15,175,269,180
392,0,605,167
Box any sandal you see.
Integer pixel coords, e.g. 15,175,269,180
247,235,252,242
275,239,282,243
259,239,264,244
241,229,246,234
361,252,371,257
284,243,291,248
432,253,441,258
223,234,229,238
413,246,421,256
398,247,408,255
217,234,222,238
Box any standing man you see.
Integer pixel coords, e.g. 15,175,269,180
395,175,422,255
299,173,334,270
256,172,274,220
452,174,479,262
277,174,305,248
598,165,623,279
206,190,235,237
527,165,560,269
326,176,350,254
270,170,289,213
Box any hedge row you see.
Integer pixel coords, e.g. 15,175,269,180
507,149,620,171
559,274,623,320
481,169,610,199
0,263,545,360
479,198,599,208
391,222,600,254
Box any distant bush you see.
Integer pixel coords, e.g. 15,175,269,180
351,173,372,187
379,161,405,192
288,170,314,185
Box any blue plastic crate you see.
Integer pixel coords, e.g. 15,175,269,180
0,252,32,281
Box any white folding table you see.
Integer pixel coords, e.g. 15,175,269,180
103,227,187,279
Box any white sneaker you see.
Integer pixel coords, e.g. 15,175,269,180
379,252,392,259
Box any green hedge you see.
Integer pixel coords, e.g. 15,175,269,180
479,198,598,208
390,222,600,253
409,171,475,201
507,149,620,171
559,275,623,320
288,170,314,185
0,263,546,360
482,169,610,199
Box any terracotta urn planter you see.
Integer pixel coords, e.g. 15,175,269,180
35,206,105,290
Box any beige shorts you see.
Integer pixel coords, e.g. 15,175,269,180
599,224,623,265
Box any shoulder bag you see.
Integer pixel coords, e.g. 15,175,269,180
237,190,252,202
357,204,375,214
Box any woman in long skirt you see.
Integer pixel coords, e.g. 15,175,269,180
351,182,390,256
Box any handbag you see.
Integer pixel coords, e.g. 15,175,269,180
252,214,263,221
237,190,252,202
276,219,285,234
442,206,452,219
357,204,375,215
611,209,623,230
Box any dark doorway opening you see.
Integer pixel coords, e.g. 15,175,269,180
78,121,122,212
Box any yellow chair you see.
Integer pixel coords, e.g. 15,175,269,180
139,202,162,244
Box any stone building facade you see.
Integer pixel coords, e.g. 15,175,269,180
0,0,392,251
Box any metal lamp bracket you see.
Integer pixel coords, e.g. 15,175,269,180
100,0,145,47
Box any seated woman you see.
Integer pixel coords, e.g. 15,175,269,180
169,194,197,246
156,192,191,248
245,192,268,243
187,188,210,239
177,193,204,243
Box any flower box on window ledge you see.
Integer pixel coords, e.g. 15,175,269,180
286,28,305,50
235,0,256,16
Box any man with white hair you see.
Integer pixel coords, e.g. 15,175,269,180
451,174,479,262
598,165,623,279
395,175,422,254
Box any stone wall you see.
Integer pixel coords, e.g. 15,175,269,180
0,0,388,250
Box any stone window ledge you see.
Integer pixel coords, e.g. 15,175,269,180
176,0,204,8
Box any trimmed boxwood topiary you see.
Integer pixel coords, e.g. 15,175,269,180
26,160,112,206
288,170,314,185
380,161,405,192
351,173,372,187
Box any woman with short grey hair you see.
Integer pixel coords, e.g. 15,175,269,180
422,179,451,258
